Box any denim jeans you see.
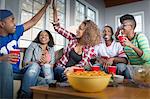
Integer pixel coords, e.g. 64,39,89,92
42,64,54,84
20,62,41,96
54,66,67,82
0,62,13,99
20,62,54,97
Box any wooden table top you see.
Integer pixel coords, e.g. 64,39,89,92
31,85,150,99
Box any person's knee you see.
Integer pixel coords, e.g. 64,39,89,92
116,63,126,72
29,62,40,70
26,63,40,77
53,66,64,78
54,66,64,71
0,62,12,70
0,62,13,76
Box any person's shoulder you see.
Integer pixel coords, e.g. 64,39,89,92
136,33,147,40
16,24,24,29
113,40,121,45
113,40,123,48
136,32,145,37
94,42,103,48
28,42,39,48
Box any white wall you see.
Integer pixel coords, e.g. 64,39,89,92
105,0,150,41
85,0,105,30
69,0,105,31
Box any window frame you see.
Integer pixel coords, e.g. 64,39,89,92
19,0,67,51
115,11,144,33
74,0,98,25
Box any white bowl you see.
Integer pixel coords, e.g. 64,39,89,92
114,75,124,83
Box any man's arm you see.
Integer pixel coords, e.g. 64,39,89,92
23,0,51,31
124,38,143,57
113,57,128,64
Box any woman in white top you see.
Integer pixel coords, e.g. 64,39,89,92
94,25,130,78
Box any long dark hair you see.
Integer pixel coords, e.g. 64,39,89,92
33,30,55,47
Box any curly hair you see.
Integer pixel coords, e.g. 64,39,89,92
79,20,101,46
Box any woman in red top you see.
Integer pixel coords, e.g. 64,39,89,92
52,0,101,82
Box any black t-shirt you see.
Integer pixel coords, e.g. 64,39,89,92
66,49,82,67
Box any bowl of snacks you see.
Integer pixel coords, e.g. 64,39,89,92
66,71,111,92
129,65,150,87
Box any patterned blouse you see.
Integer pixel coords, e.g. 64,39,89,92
53,23,96,68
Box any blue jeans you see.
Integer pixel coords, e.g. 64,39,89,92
20,62,41,97
20,62,54,97
93,63,131,79
0,62,13,99
54,66,67,82
42,64,54,84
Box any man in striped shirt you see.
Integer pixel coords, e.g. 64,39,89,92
117,14,150,66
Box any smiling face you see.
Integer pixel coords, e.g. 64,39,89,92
1,15,16,34
76,23,86,39
39,31,50,44
103,26,113,41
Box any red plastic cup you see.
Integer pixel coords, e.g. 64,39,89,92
10,49,20,63
118,36,126,46
107,66,117,74
74,67,84,72
91,66,100,71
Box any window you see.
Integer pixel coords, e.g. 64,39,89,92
87,8,96,22
115,12,144,33
75,0,98,26
47,0,66,51
19,0,45,48
75,1,86,25
19,0,66,51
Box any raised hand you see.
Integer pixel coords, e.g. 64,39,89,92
52,0,59,22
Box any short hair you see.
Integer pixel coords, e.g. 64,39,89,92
33,30,55,47
79,20,101,46
120,14,136,29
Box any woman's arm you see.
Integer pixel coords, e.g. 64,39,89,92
52,0,74,40
124,37,143,57
23,42,36,66
136,34,150,62
23,0,51,31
